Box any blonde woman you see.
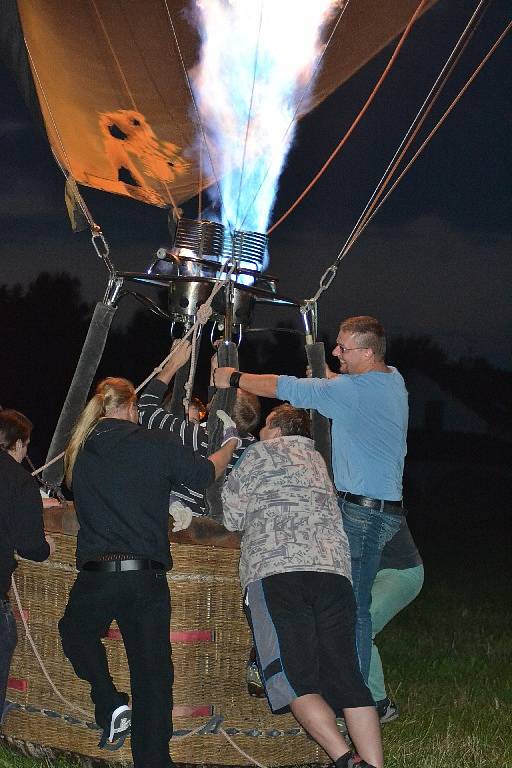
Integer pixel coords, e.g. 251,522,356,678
59,343,239,768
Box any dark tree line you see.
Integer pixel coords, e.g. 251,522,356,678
1,272,510,466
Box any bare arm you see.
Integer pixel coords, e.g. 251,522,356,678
156,340,192,386
214,367,279,398
207,438,238,480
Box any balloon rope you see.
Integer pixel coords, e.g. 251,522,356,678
355,19,512,240
308,4,505,306
234,3,264,229
89,0,137,111
30,259,237,480
89,0,181,218
162,0,231,232
266,0,430,235
322,0,493,277
198,141,203,221
237,0,351,232
10,576,91,718
24,45,99,233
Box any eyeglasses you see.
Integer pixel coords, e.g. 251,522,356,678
335,344,369,354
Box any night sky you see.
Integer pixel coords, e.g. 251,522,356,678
1,0,511,368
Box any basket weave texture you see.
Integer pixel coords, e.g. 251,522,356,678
3,506,325,766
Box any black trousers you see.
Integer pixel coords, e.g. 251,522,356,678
0,598,17,721
59,569,174,768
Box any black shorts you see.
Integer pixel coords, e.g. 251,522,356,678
244,571,373,715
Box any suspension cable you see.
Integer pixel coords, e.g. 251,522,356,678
30,258,238,480
26,45,95,229
89,0,137,110
308,0,497,304
266,0,430,235
198,140,203,220
234,3,264,229
331,0,493,267
237,0,351,232
162,0,230,231
26,41,112,263
89,0,181,217
359,19,512,240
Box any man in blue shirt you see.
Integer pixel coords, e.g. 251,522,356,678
213,316,408,682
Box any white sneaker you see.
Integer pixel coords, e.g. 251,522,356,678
108,704,131,742
377,697,399,723
98,704,131,750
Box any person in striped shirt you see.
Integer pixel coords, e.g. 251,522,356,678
138,343,260,519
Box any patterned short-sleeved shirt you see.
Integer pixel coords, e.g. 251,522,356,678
222,435,352,590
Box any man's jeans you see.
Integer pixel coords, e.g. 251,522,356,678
0,599,17,723
339,500,402,682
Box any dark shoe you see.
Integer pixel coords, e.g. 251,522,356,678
333,752,377,767
376,696,399,723
98,704,131,750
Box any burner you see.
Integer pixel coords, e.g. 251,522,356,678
139,218,294,329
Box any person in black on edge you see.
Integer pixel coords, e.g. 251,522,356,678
0,410,55,726
58,345,240,768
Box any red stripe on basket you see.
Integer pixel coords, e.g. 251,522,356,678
106,628,214,643
7,677,27,692
12,608,29,621
173,705,213,717
170,630,214,643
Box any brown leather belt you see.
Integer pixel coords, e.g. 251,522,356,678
338,491,404,514
82,559,165,572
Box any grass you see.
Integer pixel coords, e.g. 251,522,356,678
1,510,511,768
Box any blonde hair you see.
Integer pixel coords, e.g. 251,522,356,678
64,377,136,487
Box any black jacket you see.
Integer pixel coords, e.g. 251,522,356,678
72,418,215,569
0,450,50,597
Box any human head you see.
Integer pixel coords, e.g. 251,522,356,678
0,409,33,463
188,396,207,424
332,315,386,374
64,377,137,486
259,404,311,441
232,391,261,436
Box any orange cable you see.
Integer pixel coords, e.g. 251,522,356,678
266,0,430,235
338,0,499,257
363,20,512,232
89,0,138,111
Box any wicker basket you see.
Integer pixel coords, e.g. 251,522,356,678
2,505,327,767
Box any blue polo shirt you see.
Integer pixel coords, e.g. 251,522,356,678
276,368,408,500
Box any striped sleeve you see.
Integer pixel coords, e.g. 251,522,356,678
138,379,182,437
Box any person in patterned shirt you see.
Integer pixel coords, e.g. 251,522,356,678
222,405,383,768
